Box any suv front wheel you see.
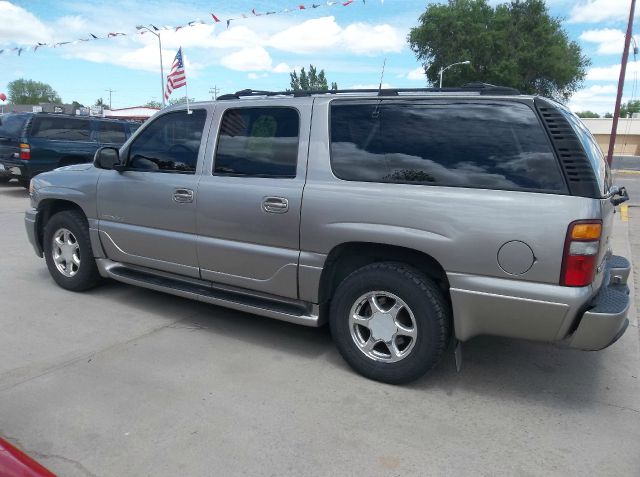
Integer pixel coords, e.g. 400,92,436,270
44,210,102,291
330,262,451,384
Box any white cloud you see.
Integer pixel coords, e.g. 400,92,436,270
268,16,404,55
247,73,259,80
272,62,292,73
0,1,50,45
570,0,634,23
269,17,341,54
586,61,640,81
580,29,625,55
350,83,393,89
340,23,404,55
568,84,620,114
220,46,272,71
407,66,427,81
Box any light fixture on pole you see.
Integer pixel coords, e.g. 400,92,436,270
438,60,471,88
136,25,165,108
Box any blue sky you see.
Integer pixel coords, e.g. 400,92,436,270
0,0,637,113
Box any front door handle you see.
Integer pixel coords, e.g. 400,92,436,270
262,197,289,214
173,188,194,203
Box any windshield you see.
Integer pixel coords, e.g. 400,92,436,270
0,114,29,139
555,103,611,196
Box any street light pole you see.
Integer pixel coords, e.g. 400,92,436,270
137,25,165,108
438,60,471,88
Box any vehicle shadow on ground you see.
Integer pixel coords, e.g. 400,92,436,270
84,279,619,410
0,181,28,198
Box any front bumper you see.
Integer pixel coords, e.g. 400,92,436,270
24,207,42,257
569,255,630,350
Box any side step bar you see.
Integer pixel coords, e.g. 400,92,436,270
96,259,323,327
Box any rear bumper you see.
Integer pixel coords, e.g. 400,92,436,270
569,255,631,350
0,157,27,178
449,254,630,350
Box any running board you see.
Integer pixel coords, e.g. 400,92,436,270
96,259,323,327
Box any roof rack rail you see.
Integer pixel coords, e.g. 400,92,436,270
217,83,520,100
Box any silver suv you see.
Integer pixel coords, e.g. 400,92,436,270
25,85,631,384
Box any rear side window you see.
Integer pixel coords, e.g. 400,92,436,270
98,121,127,144
214,107,299,178
330,101,567,193
127,109,206,173
0,114,29,138
31,117,91,141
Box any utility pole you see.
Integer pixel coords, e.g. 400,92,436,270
105,88,115,109
607,0,636,166
209,86,220,100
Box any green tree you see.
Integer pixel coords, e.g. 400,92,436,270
7,78,62,104
604,112,613,118
408,0,590,101
71,101,84,111
168,97,195,106
144,100,163,108
290,65,338,91
94,98,107,109
619,100,640,118
576,111,600,118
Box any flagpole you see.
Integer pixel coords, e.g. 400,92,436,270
183,48,191,115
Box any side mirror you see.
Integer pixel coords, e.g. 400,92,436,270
94,147,122,171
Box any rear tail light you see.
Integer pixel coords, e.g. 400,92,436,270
19,143,30,160
560,220,602,287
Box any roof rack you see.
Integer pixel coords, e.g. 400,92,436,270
217,83,521,100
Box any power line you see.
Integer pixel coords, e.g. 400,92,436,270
209,86,220,100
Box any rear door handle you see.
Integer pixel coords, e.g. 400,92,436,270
173,188,194,203
262,197,289,214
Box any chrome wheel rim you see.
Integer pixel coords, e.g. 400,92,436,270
349,291,418,363
52,228,80,277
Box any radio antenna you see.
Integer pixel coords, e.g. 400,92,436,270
377,58,387,94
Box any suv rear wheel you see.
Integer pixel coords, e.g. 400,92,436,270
330,262,451,384
44,210,101,291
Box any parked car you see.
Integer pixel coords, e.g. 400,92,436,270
25,84,631,384
0,112,136,187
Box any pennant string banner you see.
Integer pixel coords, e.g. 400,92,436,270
1,0,373,56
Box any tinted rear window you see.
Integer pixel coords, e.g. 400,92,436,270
0,114,29,138
214,107,299,178
98,121,127,144
330,101,567,193
31,117,91,141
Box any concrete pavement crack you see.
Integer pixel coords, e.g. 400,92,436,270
2,432,99,477
0,311,199,393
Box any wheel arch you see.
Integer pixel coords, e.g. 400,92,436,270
317,242,450,305
36,199,87,254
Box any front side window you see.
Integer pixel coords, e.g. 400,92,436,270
31,117,91,141
127,110,206,173
330,101,567,193
99,121,127,144
214,107,299,178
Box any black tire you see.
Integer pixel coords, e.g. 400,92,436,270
330,262,451,384
43,210,102,291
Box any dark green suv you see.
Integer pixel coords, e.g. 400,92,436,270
0,112,136,187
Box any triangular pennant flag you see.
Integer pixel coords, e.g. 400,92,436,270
211,13,221,22
89,33,98,39
226,19,231,28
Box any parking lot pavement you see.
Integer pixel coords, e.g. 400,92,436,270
0,180,639,477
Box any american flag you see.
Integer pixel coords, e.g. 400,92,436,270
164,47,186,100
